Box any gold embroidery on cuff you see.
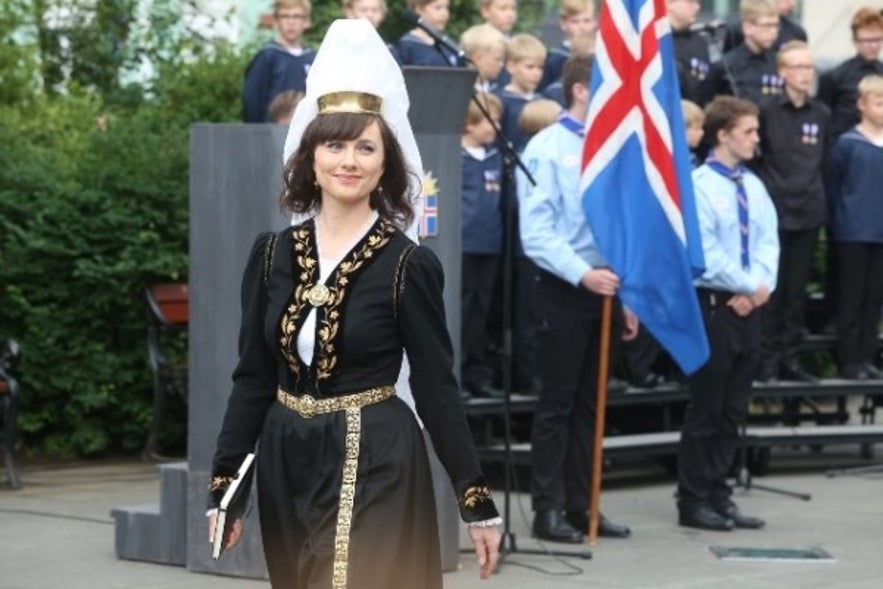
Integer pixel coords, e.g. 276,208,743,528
209,476,234,492
461,485,493,510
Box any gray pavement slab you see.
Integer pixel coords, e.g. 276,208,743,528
1,448,882,588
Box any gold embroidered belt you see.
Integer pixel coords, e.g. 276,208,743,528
276,385,395,589
276,385,395,419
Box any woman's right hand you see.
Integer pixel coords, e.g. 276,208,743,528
468,525,501,580
207,510,244,551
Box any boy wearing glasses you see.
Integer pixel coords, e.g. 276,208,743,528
699,0,781,106
817,7,883,141
242,0,314,122
752,41,829,386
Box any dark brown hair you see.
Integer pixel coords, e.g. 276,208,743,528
703,96,759,146
280,112,415,228
562,54,592,109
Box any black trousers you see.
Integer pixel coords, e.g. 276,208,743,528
513,257,539,388
530,270,621,512
836,242,883,369
461,253,500,388
761,228,818,368
677,291,760,511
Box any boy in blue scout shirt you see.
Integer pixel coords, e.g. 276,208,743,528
678,95,779,532
517,54,635,544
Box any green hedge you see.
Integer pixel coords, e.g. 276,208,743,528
0,41,247,456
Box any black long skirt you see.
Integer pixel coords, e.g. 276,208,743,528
256,396,442,589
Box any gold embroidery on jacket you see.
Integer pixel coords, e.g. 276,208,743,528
314,221,394,380
279,221,394,382
279,226,314,378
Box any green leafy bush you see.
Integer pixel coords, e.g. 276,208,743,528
0,1,247,456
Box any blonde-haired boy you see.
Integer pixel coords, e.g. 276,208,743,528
478,0,517,34
242,0,314,122
460,23,507,92
827,73,883,380
681,99,705,155
699,0,781,105
540,30,596,106
499,33,547,152
541,0,596,90
460,92,505,399
343,0,387,29
752,39,829,383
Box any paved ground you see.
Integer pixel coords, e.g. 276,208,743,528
1,447,882,588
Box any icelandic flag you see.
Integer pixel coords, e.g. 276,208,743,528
580,0,709,374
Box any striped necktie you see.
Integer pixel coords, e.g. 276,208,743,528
706,157,750,270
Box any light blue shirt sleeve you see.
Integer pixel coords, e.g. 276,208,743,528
517,130,592,286
746,175,779,293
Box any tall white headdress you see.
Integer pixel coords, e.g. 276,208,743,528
283,19,424,242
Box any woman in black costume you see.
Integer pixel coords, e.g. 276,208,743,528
206,19,501,589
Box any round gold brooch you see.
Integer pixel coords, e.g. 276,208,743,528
303,284,333,307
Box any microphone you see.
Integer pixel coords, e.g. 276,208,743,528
689,19,727,34
402,8,465,61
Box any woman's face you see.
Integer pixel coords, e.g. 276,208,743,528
313,120,385,206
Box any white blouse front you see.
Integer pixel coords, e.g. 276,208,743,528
296,212,379,366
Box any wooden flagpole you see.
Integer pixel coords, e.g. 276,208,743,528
588,294,613,545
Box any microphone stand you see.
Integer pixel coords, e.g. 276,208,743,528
463,68,591,565
402,8,465,66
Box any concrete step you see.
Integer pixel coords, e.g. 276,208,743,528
111,462,187,565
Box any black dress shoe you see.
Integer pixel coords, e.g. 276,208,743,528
532,510,584,543
629,372,665,389
714,503,765,529
566,511,632,538
678,506,734,531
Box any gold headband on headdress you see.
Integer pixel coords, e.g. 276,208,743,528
317,91,383,115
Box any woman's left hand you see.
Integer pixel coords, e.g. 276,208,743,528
468,525,501,579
